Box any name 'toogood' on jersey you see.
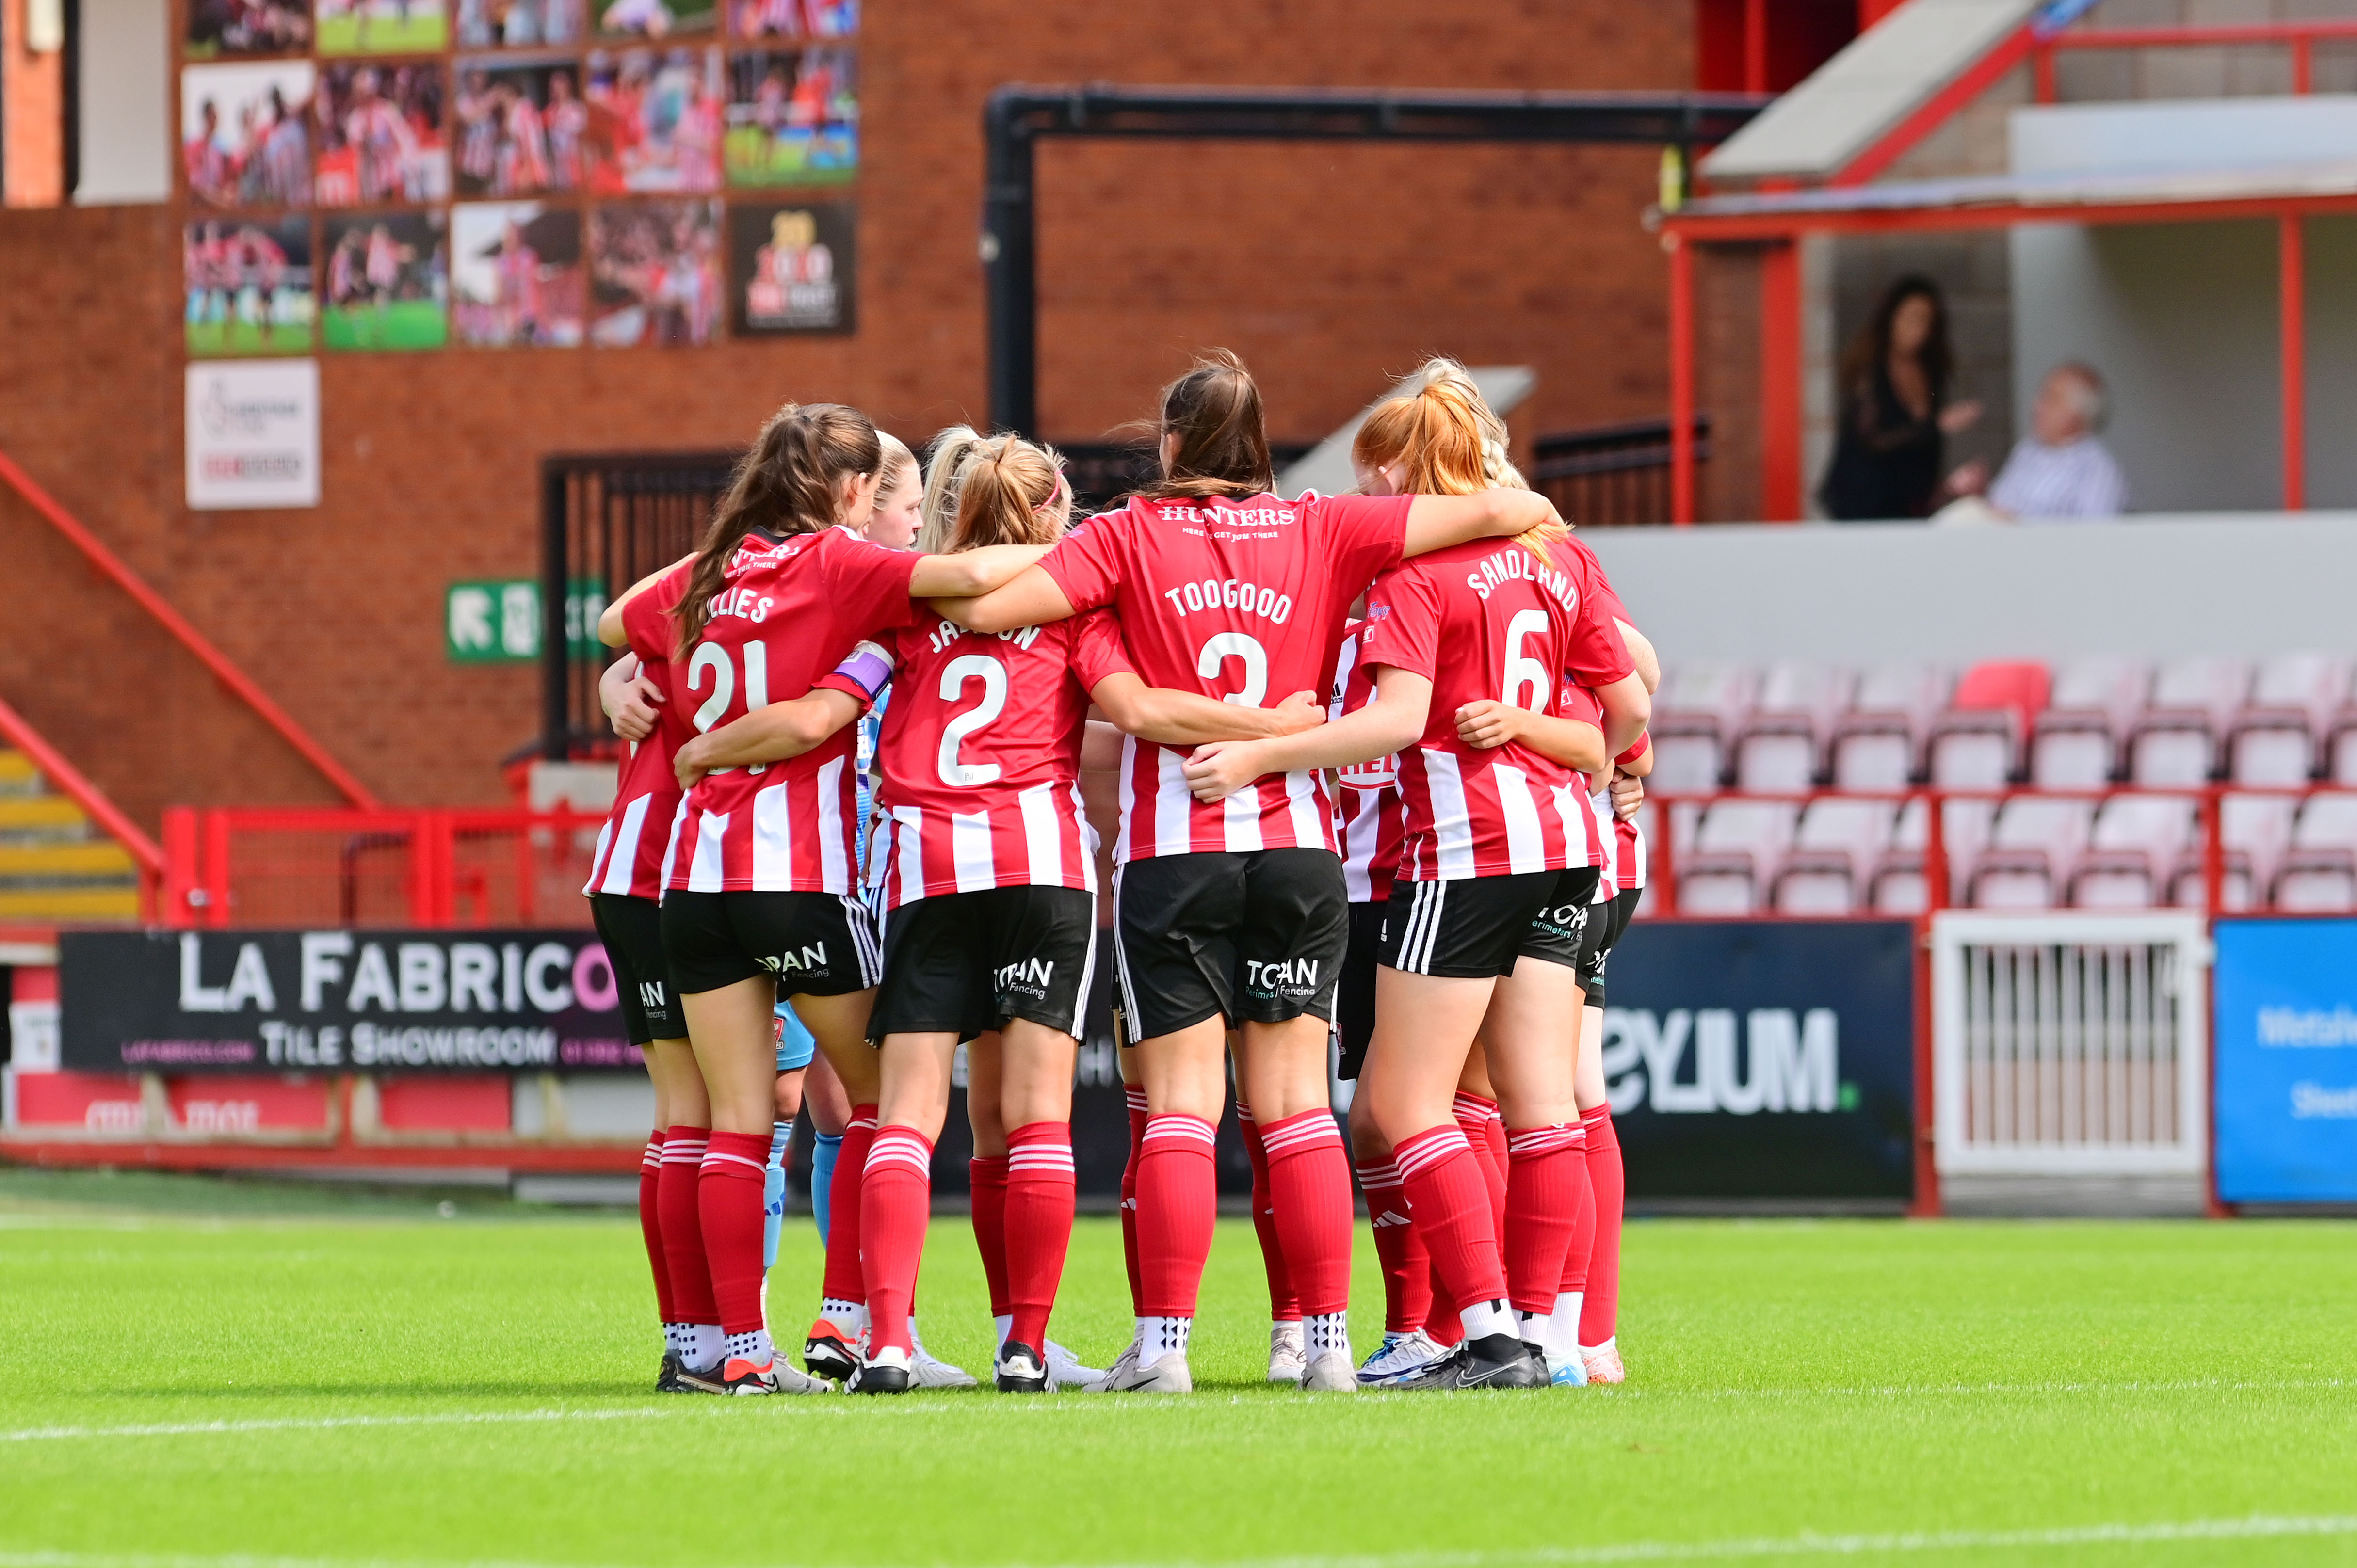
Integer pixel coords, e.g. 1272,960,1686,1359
826,609,1135,911
1359,535,1633,882
1037,490,1410,863
586,564,699,900
664,526,920,895
1330,621,1404,903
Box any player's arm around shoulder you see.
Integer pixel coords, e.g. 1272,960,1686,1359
1183,664,1432,803
674,688,865,789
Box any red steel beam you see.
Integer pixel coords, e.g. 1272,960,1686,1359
2048,20,2357,48
0,1137,644,1174
1664,188,2357,241
0,448,380,809
1831,22,2037,188
0,694,163,875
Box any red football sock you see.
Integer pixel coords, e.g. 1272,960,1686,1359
1135,1113,1218,1317
1120,1087,1147,1315
1580,1105,1625,1345
1562,1137,1597,1294
969,1154,1011,1321
1423,1254,1462,1346
1503,1121,1588,1318
1356,1156,1433,1334
657,1125,718,1327
820,1105,879,1308
860,1126,933,1357
1235,1103,1300,1322
1004,1121,1077,1350
1454,1091,1508,1239
1395,1123,1507,1319
640,1132,673,1325
1261,1107,1350,1317
695,1130,770,1337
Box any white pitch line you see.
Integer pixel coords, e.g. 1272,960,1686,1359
2,1515,2355,1568
0,1408,685,1444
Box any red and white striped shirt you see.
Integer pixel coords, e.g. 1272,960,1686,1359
585,564,695,900
1330,622,1404,903
818,609,1136,911
1359,535,1632,882
1037,490,1410,863
664,527,921,894
1559,681,1651,900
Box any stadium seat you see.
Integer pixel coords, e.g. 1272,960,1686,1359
2129,656,2250,786
2068,794,2195,909
1732,662,1850,792
2230,652,2348,785
2272,793,2357,912
1771,797,1898,915
1830,662,1950,790
1677,799,1799,915
2168,793,2294,912
1871,796,1995,913
1928,661,2049,788
1652,664,1757,794
1966,796,2094,909
2029,656,2148,788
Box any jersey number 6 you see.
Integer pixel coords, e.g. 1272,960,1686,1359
1501,609,1550,713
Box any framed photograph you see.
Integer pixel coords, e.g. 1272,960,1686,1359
315,61,449,205
186,216,317,355
186,0,315,58
181,62,317,208
582,47,722,193
722,46,854,188
321,210,449,349
455,0,583,48
315,0,450,54
453,56,591,196
728,0,852,41
728,199,851,335
452,202,584,346
592,0,714,40
587,200,720,346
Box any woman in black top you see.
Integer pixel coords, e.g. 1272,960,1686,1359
1817,274,1981,521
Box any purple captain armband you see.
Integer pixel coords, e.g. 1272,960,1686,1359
830,640,896,704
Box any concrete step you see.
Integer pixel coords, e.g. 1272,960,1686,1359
0,751,39,796
0,841,136,877
0,886,139,921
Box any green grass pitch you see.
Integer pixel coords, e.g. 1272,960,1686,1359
3,1168,2354,1568
323,299,449,352
316,11,451,54
187,319,316,357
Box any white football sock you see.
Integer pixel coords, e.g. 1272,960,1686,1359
723,1328,774,1367
1306,1312,1350,1360
820,1297,868,1337
682,1323,724,1368
1144,1315,1192,1362
1459,1298,1515,1344
1579,1334,1617,1357
1518,1309,1550,1344
1548,1291,1585,1358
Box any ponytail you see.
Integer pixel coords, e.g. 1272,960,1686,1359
1135,348,1274,501
677,401,880,656
1354,359,1552,563
920,427,1067,553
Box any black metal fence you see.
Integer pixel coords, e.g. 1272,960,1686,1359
539,451,737,762
1532,415,1710,528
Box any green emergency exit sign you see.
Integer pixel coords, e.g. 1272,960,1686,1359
446,579,607,663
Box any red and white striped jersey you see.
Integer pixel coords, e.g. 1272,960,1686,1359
1559,680,1652,899
1330,622,1404,902
1359,535,1632,882
1037,490,1410,863
819,609,1136,910
586,564,696,900
663,526,921,895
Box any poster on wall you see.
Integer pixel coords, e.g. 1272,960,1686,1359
452,202,584,345
592,0,714,40
582,47,722,192
728,199,851,334
728,0,852,39
457,0,583,47
723,47,855,187
453,56,591,196
187,0,315,57
588,200,720,345
186,217,318,356
322,210,450,348
315,62,452,205
185,359,323,510
181,62,318,209
316,0,450,55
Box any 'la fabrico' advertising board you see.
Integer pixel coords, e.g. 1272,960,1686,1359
59,929,638,1074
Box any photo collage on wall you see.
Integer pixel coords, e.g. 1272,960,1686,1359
179,0,857,355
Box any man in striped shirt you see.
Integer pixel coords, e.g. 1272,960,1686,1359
1950,362,2126,522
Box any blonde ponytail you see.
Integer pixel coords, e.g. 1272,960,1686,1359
919,428,1070,553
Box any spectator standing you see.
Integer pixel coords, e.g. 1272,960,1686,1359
1817,275,1981,521
1947,362,2126,522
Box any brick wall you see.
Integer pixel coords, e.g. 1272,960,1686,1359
3,0,65,207
0,1,1690,819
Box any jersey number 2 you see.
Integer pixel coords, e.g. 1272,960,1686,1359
937,653,1008,787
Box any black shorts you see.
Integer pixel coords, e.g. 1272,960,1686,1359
1112,848,1349,1043
1381,866,1602,980
869,885,1098,1042
1577,884,1643,1008
591,892,679,1046
1334,899,1387,1081
659,889,883,997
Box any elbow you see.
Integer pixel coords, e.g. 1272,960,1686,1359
597,612,628,648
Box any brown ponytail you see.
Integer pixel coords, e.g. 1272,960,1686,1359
676,401,880,656
1135,348,1274,501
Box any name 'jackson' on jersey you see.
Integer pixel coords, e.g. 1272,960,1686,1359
1358,534,1634,881
1035,489,1411,862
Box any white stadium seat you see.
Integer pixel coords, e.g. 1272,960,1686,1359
1677,800,1800,915
2273,793,2357,912
1733,662,1850,792
2030,656,2149,788
2231,652,2349,784
1831,662,1949,790
1967,797,2095,909
1771,797,1899,915
2068,794,2195,909
2130,656,2249,785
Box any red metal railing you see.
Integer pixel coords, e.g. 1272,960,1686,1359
0,692,164,921
0,448,379,809
2034,19,2357,103
161,806,602,929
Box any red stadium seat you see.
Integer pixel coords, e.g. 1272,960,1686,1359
2068,794,2196,909
1831,662,1951,789
1732,662,1851,792
1771,797,1899,914
2030,656,2148,788
1929,661,2050,788
2129,656,2250,786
